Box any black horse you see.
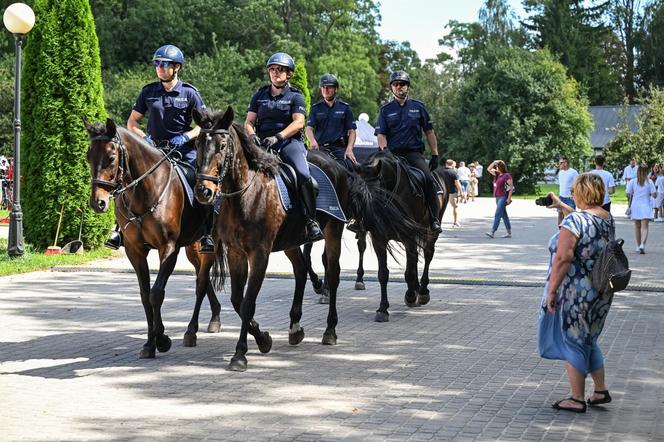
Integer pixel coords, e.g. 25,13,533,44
355,150,449,322
193,107,423,371
85,119,222,358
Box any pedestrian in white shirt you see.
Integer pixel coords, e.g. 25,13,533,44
622,158,637,183
590,155,616,212
456,161,471,203
654,169,664,222
557,156,578,224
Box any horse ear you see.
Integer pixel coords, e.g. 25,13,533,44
192,107,205,127
82,117,94,133
105,118,117,138
217,106,234,129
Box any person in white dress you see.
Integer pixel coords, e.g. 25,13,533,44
626,164,657,253
655,169,664,223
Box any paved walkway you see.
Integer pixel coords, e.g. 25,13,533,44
1,198,663,441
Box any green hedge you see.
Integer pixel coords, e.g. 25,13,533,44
22,0,111,249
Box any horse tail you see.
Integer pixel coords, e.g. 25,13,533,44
348,177,429,257
211,239,228,291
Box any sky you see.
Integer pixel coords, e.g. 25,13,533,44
378,0,526,61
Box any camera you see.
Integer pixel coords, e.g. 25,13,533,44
535,195,553,206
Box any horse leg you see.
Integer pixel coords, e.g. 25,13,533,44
373,241,390,322
284,247,307,346
318,247,330,304
417,237,436,305
228,249,270,371
404,241,420,308
321,223,343,345
302,242,324,294
148,243,180,355
354,231,367,290
227,247,272,355
182,250,219,347
125,246,155,358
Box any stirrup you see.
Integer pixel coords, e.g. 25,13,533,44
104,230,122,250
306,220,324,242
346,219,362,234
199,235,215,254
430,219,442,234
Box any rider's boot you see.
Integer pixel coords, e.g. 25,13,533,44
199,206,215,254
299,178,324,242
426,188,443,234
104,224,123,250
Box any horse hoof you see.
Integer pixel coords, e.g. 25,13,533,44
321,330,337,345
139,346,156,359
405,294,418,308
312,279,324,294
354,281,366,290
417,293,430,305
227,354,247,372
289,327,305,345
318,294,330,304
374,312,389,322
207,319,221,333
256,331,273,354
182,333,197,347
156,335,172,353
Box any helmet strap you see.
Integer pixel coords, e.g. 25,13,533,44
159,65,180,83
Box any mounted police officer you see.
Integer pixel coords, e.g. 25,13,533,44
375,70,442,234
305,74,357,169
104,44,215,252
244,52,324,242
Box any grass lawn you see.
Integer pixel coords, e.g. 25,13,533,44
0,237,114,276
513,184,628,204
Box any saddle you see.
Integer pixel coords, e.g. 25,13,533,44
172,159,196,206
393,156,443,197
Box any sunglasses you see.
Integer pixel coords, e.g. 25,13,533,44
392,81,408,87
153,60,174,68
268,66,288,73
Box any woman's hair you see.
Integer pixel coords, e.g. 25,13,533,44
572,173,605,207
495,160,507,174
637,163,648,186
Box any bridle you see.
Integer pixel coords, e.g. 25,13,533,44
196,127,258,198
90,132,175,225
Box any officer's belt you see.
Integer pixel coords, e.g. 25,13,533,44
321,139,345,148
390,147,424,155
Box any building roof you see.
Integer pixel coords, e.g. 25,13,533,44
589,105,642,148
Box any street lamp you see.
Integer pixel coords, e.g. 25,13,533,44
3,3,34,257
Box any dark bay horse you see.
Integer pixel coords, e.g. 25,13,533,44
355,150,449,322
193,107,420,371
85,119,222,358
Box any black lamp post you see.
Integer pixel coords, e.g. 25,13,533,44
3,3,35,257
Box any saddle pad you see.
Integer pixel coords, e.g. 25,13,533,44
174,163,195,207
275,163,347,222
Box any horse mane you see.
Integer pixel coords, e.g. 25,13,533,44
231,122,280,176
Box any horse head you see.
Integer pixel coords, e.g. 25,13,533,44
355,150,399,186
84,118,121,213
193,106,236,205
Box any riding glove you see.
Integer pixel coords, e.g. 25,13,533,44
251,134,261,146
169,134,190,147
429,155,439,171
143,135,155,146
261,133,283,149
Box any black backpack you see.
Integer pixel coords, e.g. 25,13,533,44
586,215,631,297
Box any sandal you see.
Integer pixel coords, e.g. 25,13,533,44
587,390,612,406
552,397,587,413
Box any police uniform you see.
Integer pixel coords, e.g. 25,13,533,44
375,98,440,222
307,99,356,167
133,80,206,167
248,84,309,180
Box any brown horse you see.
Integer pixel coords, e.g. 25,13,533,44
85,119,223,358
355,150,449,322
193,107,421,371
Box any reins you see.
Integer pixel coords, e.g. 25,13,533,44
91,132,176,226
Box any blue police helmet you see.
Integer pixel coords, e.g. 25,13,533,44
153,45,184,66
389,70,410,85
266,52,295,71
319,74,339,88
